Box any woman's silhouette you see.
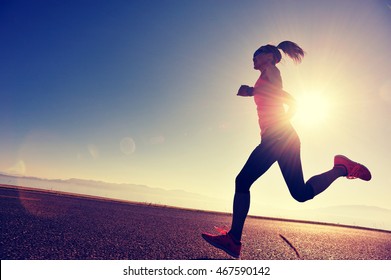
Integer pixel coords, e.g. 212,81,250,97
202,41,371,258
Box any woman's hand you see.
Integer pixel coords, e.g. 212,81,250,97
237,85,254,97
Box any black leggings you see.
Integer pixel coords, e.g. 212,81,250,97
235,125,314,202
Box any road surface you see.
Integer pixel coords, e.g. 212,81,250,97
1,185,390,260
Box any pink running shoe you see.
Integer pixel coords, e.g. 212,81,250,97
334,155,371,181
201,227,241,258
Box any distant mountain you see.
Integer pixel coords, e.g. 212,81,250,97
1,173,390,231
0,173,229,212
273,205,391,232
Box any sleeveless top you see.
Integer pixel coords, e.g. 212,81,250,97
253,69,287,136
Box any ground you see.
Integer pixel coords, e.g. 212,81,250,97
1,185,390,260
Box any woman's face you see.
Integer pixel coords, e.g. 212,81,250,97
253,52,273,70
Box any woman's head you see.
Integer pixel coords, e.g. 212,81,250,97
253,41,305,65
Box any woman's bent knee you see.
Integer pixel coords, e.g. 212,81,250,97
235,175,251,194
292,194,309,203
290,184,315,203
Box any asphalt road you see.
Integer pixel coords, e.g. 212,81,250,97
1,185,390,260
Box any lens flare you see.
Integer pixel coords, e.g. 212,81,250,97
120,137,136,155
88,144,100,159
18,189,70,219
7,160,26,175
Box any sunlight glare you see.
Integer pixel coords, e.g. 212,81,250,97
294,92,330,126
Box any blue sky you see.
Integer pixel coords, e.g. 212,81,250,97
1,0,391,219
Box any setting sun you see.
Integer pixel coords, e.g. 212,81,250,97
294,92,330,126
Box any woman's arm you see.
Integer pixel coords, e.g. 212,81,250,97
262,65,297,119
281,90,297,119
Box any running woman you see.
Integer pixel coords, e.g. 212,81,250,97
201,41,371,259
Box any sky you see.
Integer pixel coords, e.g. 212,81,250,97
1,0,391,219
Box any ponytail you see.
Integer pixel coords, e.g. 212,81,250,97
253,41,305,64
277,41,305,64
